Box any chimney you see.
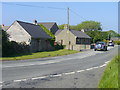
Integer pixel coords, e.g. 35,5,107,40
64,24,69,30
2,24,4,27
81,29,85,32
33,20,37,25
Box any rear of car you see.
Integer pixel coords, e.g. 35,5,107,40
108,41,114,47
94,42,107,51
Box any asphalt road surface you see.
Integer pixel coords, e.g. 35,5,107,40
1,45,118,88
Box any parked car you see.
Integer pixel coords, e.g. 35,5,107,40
94,42,107,51
108,41,114,47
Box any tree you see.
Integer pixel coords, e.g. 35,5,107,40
58,24,65,29
58,20,102,31
77,21,102,31
85,31,108,43
105,30,120,38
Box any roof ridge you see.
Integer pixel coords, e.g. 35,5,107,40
38,22,56,23
16,20,38,26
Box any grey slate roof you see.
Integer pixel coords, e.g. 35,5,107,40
70,29,91,38
37,22,56,30
55,29,91,38
55,29,63,36
16,20,52,39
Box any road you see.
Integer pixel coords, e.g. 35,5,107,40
1,46,118,88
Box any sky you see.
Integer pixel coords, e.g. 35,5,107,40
1,2,118,32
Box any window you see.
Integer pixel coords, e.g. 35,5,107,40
76,38,90,45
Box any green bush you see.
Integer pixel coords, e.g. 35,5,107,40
39,24,55,39
54,44,66,50
114,41,120,45
2,30,30,57
39,24,55,47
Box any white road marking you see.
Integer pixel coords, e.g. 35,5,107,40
0,85,2,87
77,70,85,73
7,60,110,84
31,76,48,80
99,63,107,68
92,66,99,69
13,79,27,82
0,82,2,84
64,72,75,75
51,74,62,77
86,67,94,71
105,61,110,64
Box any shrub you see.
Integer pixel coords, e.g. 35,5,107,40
114,40,120,45
54,44,66,50
39,24,55,47
2,30,30,57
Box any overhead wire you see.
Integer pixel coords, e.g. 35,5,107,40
69,8,87,21
2,2,67,10
3,2,98,26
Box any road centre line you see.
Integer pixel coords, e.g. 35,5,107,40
86,67,94,71
9,61,109,84
105,61,110,64
50,74,62,77
14,79,27,82
77,70,85,73
0,85,2,87
92,66,99,69
99,63,107,68
64,72,75,75
31,76,48,80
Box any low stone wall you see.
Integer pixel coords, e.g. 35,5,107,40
65,44,91,51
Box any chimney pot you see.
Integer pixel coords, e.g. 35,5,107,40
81,29,85,32
2,24,4,27
33,20,37,25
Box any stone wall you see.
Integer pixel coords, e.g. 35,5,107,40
64,44,90,51
30,38,54,52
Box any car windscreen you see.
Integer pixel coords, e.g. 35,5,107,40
96,42,105,45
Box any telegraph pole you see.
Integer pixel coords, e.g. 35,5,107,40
67,7,70,50
67,7,70,29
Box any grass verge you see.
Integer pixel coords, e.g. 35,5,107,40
1,49,79,61
98,55,119,88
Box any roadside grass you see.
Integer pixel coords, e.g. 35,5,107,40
98,55,119,88
1,49,79,61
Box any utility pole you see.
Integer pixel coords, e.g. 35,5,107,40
67,7,70,29
67,7,70,50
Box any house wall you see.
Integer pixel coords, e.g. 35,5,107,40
55,29,91,51
30,38,54,52
55,29,76,50
7,21,54,53
50,23,59,34
7,21,31,45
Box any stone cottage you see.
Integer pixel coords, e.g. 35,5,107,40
55,25,91,51
7,20,54,52
38,22,59,34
